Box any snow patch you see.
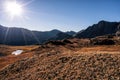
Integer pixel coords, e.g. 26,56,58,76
12,50,23,55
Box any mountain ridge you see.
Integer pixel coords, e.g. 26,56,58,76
0,20,120,45
75,20,120,38
0,25,76,45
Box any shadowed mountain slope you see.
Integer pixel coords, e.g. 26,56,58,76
75,20,120,38
1,20,120,46
0,25,75,45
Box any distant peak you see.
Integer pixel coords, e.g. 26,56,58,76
98,20,118,24
51,29,60,32
66,31,76,33
98,20,107,24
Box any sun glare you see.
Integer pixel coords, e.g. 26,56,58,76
4,1,23,17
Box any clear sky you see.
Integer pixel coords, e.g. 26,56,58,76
0,0,120,32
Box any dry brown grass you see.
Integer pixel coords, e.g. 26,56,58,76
0,50,120,80
0,45,39,70
76,45,120,53
0,38,120,80
0,45,39,55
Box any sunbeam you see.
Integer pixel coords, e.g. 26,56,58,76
3,27,10,44
30,31,41,45
21,29,27,45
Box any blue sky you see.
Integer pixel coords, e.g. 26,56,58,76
0,0,120,31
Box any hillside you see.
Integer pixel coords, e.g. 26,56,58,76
1,20,120,45
0,21,120,80
0,45,39,69
0,25,75,45
0,36,120,80
75,20,120,38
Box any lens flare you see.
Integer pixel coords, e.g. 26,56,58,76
4,1,24,19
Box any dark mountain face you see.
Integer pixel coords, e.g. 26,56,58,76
75,21,120,38
1,20,120,45
32,29,62,43
74,29,85,37
0,26,39,45
0,26,74,45
0,26,62,45
48,32,72,41
65,31,76,36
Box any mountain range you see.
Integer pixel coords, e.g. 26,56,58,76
75,20,120,38
0,25,76,45
0,20,120,45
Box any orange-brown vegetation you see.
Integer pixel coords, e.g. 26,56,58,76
0,45,39,70
0,37,120,80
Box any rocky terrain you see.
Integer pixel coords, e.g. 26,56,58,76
0,36,120,80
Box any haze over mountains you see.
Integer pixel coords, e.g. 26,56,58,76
0,20,120,45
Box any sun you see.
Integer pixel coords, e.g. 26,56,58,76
4,1,23,17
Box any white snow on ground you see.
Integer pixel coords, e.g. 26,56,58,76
12,50,23,55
